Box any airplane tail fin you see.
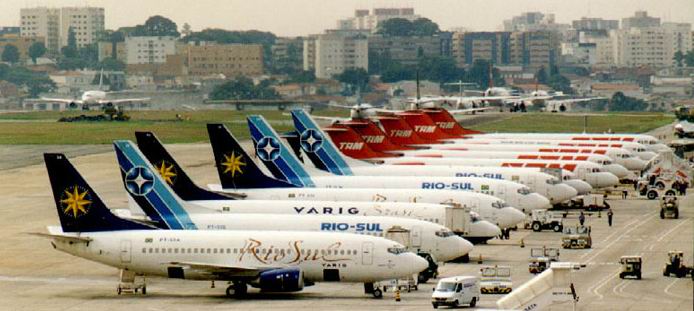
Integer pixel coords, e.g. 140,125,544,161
135,131,234,201
246,115,316,187
289,109,357,175
324,125,400,159
207,123,298,189
113,140,201,230
376,115,437,145
422,109,483,136
44,153,153,232
337,120,417,152
397,112,454,141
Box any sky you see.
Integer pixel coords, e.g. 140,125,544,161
3,0,694,36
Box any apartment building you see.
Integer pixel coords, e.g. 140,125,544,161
337,8,420,32
186,44,264,77
509,31,560,69
451,32,512,66
59,7,105,48
304,31,368,79
97,41,126,62
368,35,441,66
622,11,660,30
19,7,60,55
125,36,178,65
572,18,619,32
612,23,692,67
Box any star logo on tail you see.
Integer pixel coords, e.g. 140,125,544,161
222,151,246,177
256,137,281,161
300,129,323,153
60,185,92,218
155,160,177,185
125,166,155,196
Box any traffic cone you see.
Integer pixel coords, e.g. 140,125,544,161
520,239,525,248
395,289,401,302
477,254,483,264
211,280,215,288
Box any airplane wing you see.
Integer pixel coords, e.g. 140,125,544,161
38,98,82,104
448,107,494,114
310,115,348,123
28,232,93,243
98,98,150,104
165,261,264,278
547,97,606,105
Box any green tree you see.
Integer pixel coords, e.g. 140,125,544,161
685,50,694,67
609,91,648,111
466,59,504,88
99,57,126,71
674,51,685,67
335,68,370,94
209,77,279,100
377,18,414,36
0,65,54,97
380,62,415,83
535,66,548,84
411,18,440,36
28,42,46,64
1,44,20,63
67,27,77,49
133,15,180,37
547,74,573,94
287,70,315,83
417,56,461,83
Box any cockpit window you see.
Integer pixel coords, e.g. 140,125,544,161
603,160,612,165
470,212,481,222
517,187,531,195
492,201,509,209
592,168,600,173
435,229,456,238
546,178,561,185
387,246,408,255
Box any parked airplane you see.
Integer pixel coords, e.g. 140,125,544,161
37,71,149,110
289,110,578,204
132,132,502,243
471,133,669,152
39,153,428,298
246,115,550,212
204,123,528,231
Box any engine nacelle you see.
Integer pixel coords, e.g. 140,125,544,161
255,267,304,292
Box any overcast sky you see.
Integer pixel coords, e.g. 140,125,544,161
4,0,694,36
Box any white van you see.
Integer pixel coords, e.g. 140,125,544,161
432,276,480,308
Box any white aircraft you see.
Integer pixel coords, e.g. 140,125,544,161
289,110,579,204
675,120,694,138
471,133,669,152
38,70,149,110
244,115,551,212
115,140,473,262
129,134,503,244
39,153,428,298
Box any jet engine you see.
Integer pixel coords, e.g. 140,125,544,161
253,267,304,292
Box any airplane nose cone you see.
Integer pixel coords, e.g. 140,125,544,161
458,237,474,256
549,184,578,204
520,193,550,210
597,173,619,188
411,254,429,274
638,151,657,161
563,179,593,195
471,219,502,237
652,143,669,152
502,207,526,228
605,164,629,178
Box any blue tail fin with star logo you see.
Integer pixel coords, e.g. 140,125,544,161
246,115,316,187
44,153,154,232
113,140,200,230
135,131,235,201
207,123,299,189
290,109,354,176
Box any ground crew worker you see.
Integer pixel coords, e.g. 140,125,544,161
607,209,613,227
579,211,586,226
621,189,628,199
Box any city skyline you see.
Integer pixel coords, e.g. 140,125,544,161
3,0,694,36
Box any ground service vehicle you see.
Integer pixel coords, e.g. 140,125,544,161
660,196,680,219
561,226,592,249
480,265,512,294
663,251,693,278
619,256,642,279
638,181,678,200
528,247,560,274
432,276,480,308
572,194,609,211
529,210,563,232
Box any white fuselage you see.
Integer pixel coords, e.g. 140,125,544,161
466,133,668,153
379,157,619,189
334,165,576,205
157,212,473,262
81,90,107,103
209,186,527,229
47,227,427,284
410,143,647,171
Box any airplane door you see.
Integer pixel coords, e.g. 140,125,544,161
361,242,373,265
120,240,132,264
411,226,422,248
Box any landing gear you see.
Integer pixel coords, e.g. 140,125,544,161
117,269,146,295
225,282,247,298
372,288,383,299
364,282,383,299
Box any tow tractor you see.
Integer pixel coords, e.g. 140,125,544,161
117,269,147,295
660,196,680,219
561,226,592,249
528,210,563,232
528,247,560,274
663,251,694,279
417,252,439,283
571,194,610,211
638,181,677,200
480,265,513,294
619,256,642,279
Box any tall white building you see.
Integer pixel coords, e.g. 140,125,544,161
19,7,60,55
20,6,104,55
337,8,420,33
125,36,178,65
60,7,105,48
580,32,614,66
303,31,368,79
612,23,692,67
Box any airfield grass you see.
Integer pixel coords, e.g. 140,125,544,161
0,110,672,144
470,112,674,134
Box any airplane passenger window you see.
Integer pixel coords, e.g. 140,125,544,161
174,248,179,253
148,248,153,253
142,248,146,253
155,248,159,253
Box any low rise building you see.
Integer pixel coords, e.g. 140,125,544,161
186,44,264,77
125,36,178,65
368,35,441,66
97,41,126,62
451,32,512,66
0,34,45,62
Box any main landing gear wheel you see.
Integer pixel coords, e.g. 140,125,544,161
226,282,247,298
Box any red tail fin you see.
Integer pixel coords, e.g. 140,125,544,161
324,126,399,159
376,115,437,145
423,109,483,136
396,111,454,141
337,119,416,152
